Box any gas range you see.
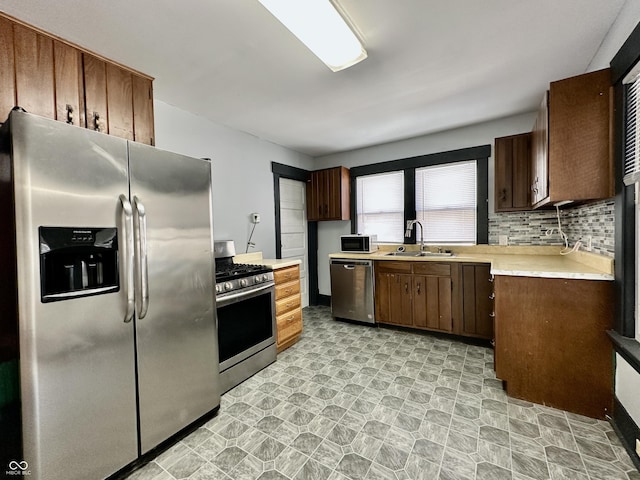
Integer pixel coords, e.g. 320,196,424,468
213,240,274,298
215,260,274,296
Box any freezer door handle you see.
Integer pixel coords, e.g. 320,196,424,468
134,196,150,319
120,194,135,323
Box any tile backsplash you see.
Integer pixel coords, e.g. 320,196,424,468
488,199,615,257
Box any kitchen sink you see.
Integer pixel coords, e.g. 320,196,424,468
385,251,454,257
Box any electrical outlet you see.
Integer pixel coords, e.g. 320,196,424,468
586,235,593,252
251,213,261,224
636,438,640,457
499,235,508,246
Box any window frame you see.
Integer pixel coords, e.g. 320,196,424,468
349,145,490,244
609,20,640,374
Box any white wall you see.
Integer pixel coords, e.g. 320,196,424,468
314,111,536,295
153,100,314,258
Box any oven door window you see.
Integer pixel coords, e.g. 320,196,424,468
217,291,273,363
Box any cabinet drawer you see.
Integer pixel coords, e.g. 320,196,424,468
276,293,301,316
275,279,300,300
277,308,302,345
274,265,299,284
413,263,451,276
376,261,412,274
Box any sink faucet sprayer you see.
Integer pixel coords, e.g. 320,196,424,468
405,220,425,251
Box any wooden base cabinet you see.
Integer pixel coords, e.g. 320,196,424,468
274,265,302,352
461,264,494,340
375,261,459,334
494,275,613,419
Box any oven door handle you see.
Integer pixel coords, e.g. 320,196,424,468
217,282,274,306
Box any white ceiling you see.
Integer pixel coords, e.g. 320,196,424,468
0,0,627,156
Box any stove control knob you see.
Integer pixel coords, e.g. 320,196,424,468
240,278,248,287
215,284,222,294
254,275,262,283
262,274,269,282
224,282,233,291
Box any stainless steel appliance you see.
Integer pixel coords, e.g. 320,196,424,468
0,110,220,480
330,258,375,324
214,240,276,393
340,234,378,253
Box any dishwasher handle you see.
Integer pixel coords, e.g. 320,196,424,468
330,259,373,267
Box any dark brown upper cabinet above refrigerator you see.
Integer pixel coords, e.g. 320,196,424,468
0,12,155,145
531,69,614,208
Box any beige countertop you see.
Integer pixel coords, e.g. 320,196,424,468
233,252,301,270
329,245,614,281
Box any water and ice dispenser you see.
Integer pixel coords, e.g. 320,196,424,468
39,227,119,302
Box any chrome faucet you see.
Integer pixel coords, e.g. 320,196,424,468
405,220,425,251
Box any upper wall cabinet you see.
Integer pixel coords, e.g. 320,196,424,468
494,132,532,212
307,166,350,221
0,13,155,145
532,69,614,208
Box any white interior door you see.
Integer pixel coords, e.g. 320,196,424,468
279,178,309,307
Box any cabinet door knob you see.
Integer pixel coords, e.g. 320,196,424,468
93,112,101,132
489,312,496,318
416,282,421,294
489,293,495,300
404,282,408,293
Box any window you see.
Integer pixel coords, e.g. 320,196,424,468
356,171,404,243
415,160,477,243
351,145,489,245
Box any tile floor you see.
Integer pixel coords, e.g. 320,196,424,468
126,306,639,480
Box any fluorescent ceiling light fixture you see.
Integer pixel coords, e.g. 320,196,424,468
258,0,367,72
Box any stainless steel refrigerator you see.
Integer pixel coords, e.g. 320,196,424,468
0,110,220,480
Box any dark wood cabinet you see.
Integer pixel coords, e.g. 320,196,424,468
375,262,413,326
532,69,614,208
494,132,532,211
494,275,613,419
307,167,350,221
0,13,154,143
0,16,16,122
132,75,155,145
53,40,83,126
375,261,459,333
13,24,55,119
106,63,134,140
83,53,108,134
531,92,549,206
461,264,494,340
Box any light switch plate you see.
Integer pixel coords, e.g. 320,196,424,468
636,438,640,457
499,235,508,246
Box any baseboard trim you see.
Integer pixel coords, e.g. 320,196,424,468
611,397,640,471
317,294,331,306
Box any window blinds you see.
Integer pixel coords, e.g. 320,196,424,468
625,75,640,186
356,171,404,243
415,161,477,243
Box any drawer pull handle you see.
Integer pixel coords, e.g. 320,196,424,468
489,293,495,300
288,315,295,322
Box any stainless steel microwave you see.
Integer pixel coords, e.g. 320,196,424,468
340,234,378,253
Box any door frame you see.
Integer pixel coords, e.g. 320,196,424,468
271,162,318,305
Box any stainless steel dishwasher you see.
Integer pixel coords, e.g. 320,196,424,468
330,258,375,324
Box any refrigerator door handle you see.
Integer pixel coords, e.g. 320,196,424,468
119,194,135,323
134,196,149,319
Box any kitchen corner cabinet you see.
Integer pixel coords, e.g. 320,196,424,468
274,265,302,352
460,264,494,340
0,13,155,144
307,166,350,221
494,275,613,419
494,133,532,211
375,261,460,334
531,69,614,208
